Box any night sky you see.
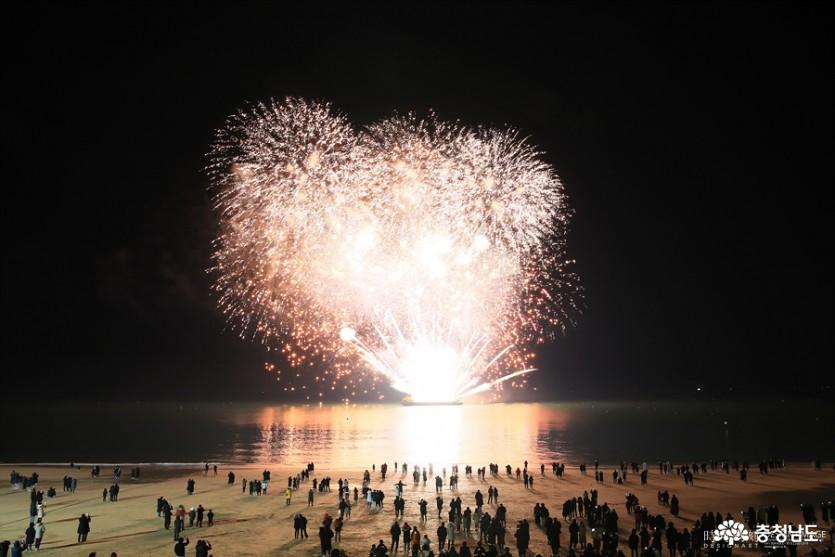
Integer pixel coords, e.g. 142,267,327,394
3,4,832,401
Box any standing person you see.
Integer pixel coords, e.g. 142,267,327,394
402,522,412,555
629,529,639,557
174,537,189,557
515,519,531,557
666,523,678,557
195,539,212,557
300,513,309,538
422,534,432,555
173,514,184,541
285,487,293,505
569,519,579,549
77,513,91,543
319,524,334,557
34,518,46,550
294,514,303,539
207,509,214,527
391,521,401,553
437,522,447,550
163,504,173,530
24,523,35,550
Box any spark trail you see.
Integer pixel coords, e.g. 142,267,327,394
209,98,580,402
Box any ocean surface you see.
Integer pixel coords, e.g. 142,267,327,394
3,400,832,467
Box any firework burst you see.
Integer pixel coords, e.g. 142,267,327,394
209,98,580,402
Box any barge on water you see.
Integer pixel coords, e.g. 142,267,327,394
401,396,463,406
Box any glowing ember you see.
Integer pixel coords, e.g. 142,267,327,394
209,98,580,402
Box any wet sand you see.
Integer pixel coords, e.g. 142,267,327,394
1,462,832,556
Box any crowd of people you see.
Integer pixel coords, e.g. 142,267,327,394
2,463,222,555
2,458,833,557
291,459,834,557
157,495,215,540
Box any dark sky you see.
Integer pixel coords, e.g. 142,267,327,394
3,4,832,401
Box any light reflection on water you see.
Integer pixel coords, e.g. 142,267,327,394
231,403,571,468
2,401,832,466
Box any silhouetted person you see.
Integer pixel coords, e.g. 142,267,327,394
391,521,401,552
77,513,91,543
174,536,189,557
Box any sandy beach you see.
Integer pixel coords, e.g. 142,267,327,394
1,462,832,557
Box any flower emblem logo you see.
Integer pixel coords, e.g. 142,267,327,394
712,520,750,546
